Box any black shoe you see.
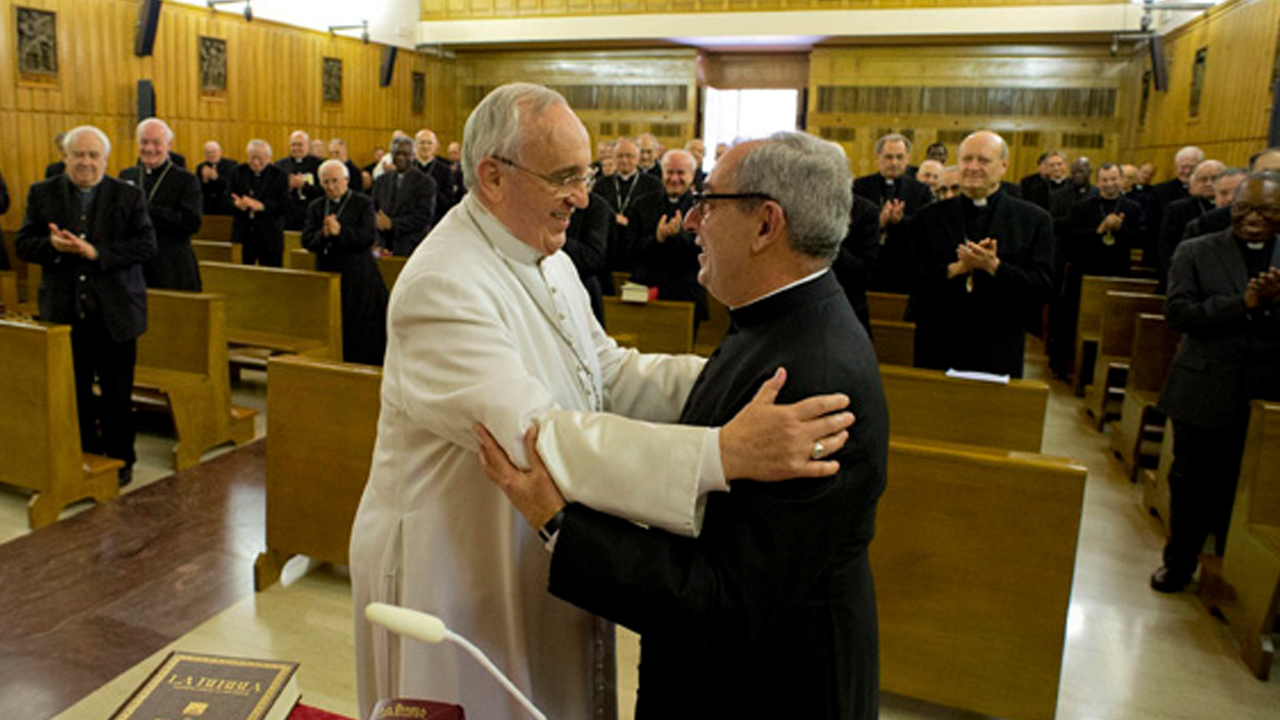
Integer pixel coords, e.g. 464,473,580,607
1150,565,1191,593
118,466,134,488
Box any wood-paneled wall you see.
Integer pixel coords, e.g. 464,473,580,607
1121,0,1280,178
0,0,456,236
455,49,697,149
422,0,1123,21
808,45,1131,179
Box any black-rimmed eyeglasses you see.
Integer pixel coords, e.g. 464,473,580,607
688,191,776,217
492,155,596,194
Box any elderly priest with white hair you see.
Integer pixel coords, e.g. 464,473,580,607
349,83,854,720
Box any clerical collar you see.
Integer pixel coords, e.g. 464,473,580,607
465,193,543,266
617,171,637,182
732,268,828,311
143,159,169,175
965,188,1001,208
883,177,895,186
729,270,836,328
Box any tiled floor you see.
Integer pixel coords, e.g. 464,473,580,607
2,356,1279,720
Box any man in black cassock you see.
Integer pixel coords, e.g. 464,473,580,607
1019,151,1068,213
1156,159,1223,292
905,131,1055,378
1048,163,1145,376
478,131,887,720
1142,146,1203,265
413,128,458,224
853,132,932,292
197,141,238,215
229,140,289,267
625,149,705,325
1151,172,1280,593
277,130,323,231
303,161,388,366
833,191,881,332
121,118,203,291
563,190,611,324
371,137,436,257
596,138,662,274
17,126,156,486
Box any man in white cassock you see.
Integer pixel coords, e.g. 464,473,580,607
349,83,854,720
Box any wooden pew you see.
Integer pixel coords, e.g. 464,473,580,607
881,365,1049,452
20,263,43,316
196,214,234,242
603,297,695,354
610,271,630,295
192,239,242,264
0,270,17,314
133,290,257,471
378,256,408,292
867,291,909,321
1142,418,1175,535
1084,291,1166,429
1072,275,1158,395
1203,401,1280,680
870,319,914,366
254,355,382,590
1111,313,1181,480
283,230,303,257
0,318,122,528
199,261,343,364
875,439,1087,720
286,248,316,271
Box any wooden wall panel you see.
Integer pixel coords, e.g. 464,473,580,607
809,45,1130,179
455,49,698,148
0,0,457,235
422,0,1126,21
1122,0,1280,178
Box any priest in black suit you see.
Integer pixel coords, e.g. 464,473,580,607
303,161,388,366
905,131,1055,378
1020,151,1069,212
853,133,932,292
121,119,203,291
1143,146,1203,264
16,125,156,485
371,137,436,256
1151,172,1280,593
625,149,705,324
1156,159,1222,292
478,131,887,720
563,190,611,324
196,141,238,215
413,128,459,224
596,138,662,273
229,140,289,267
833,191,881,332
277,130,323,231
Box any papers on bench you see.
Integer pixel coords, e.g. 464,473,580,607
620,281,655,304
945,368,1011,384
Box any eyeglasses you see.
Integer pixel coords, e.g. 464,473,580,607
688,191,775,217
492,156,596,194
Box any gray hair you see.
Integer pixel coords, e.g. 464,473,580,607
874,133,912,156
136,118,174,144
246,139,272,158
461,83,568,191
733,131,852,262
1175,146,1205,165
660,149,694,167
65,125,112,158
318,159,348,178
1217,167,1248,182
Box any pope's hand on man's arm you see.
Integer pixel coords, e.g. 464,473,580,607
475,366,855,531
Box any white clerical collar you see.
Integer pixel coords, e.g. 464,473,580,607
466,193,544,266
732,268,829,310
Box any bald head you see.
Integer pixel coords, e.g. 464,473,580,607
957,131,1009,199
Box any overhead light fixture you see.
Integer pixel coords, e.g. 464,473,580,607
208,0,252,22
330,20,370,44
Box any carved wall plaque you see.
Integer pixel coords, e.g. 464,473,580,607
16,7,58,82
200,37,227,95
323,57,343,104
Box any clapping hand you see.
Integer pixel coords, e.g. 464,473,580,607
47,223,98,260
656,210,684,242
1246,267,1280,307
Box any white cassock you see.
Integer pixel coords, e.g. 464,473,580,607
350,193,713,720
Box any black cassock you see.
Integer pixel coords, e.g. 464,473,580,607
626,189,706,322
563,191,611,324
301,191,388,366
906,191,1055,378
833,191,882,332
550,272,888,720
122,161,203,291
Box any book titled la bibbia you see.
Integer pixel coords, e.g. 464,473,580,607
109,651,300,720
368,697,465,720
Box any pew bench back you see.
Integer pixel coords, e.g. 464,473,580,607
199,261,342,359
